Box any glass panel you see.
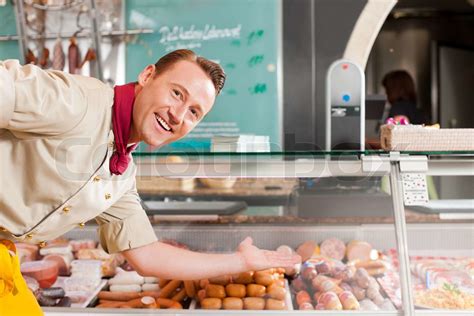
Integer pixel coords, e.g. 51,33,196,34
133,150,474,158
404,175,474,312
38,173,402,312
132,174,402,312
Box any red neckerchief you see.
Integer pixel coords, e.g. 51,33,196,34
109,83,138,175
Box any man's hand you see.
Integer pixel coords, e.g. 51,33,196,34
236,237,301,272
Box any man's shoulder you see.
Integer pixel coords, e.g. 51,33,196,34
68,72,111,92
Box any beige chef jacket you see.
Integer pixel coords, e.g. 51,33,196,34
0,60,157,253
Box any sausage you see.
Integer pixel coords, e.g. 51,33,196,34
96,301,124,308
156,298,182,309
301,263,317,281
225,284,246,298
35,291,57,307
41,287,65,299
291,276,307,292
274,279,285,288
141,296,157,308
355,260,386,273
208,275,231,286
378,298,396,310
299,302,314,310
315,260,332,274
254,273,274,286
159,279,170,288
296,290,311,306
312,275,338,292
265,298,286,310
368,277,380,290
254,270,271,279
313,291,323,302
266,284,286,300
246,284,266,297
141,283,159,292
296,240,318,262
320,238,346,261
206,284,226,299
318,292,342,310
67,37,81,74
52,38,65,70
39,47,50,69
56,297,72,307
197,289,206,302
366,286,384,305
201,298,222,309
171,288,186,302
339,282,352,292
333,265,355,282
184,280,196,298
339,291,360,310
109,284,142,293
275,267,286,274
98,291,141,301
232,271,254,284
158,280,182,298
243,297,265,310
222,297,243,310
199,279,209,289
359,299,380,311
354,268,371,289
144,277,158,284
79,47,96,69
315,303,326,310
350,283,366,300
108,270,144,285
25,48,37,65
119,298,145,308
43,254,72,276
346,240,373,262
366,267,387,276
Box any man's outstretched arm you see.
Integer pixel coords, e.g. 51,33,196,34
122,237,301,280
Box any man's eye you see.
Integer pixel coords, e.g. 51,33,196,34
190,108,199,118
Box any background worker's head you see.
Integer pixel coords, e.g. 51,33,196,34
382,70,417,105
130,49,226,147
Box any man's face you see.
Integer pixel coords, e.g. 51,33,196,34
131,60,216,147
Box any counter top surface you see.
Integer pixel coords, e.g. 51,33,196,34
148,210,472,225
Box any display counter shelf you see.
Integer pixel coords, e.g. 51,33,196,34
25,152,473,316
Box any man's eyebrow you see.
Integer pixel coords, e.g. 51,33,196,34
172,83,204,114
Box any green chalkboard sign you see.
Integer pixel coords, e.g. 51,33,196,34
125,0,282,152
0,2,20,61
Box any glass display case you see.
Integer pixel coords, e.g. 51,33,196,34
38,151,473,316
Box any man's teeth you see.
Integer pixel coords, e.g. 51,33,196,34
155,114,171,131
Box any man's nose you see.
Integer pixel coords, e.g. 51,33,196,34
168,105,187,125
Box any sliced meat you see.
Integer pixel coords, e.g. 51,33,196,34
320,238,346,261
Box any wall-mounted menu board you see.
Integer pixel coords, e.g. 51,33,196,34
125,0,282,152
0,2,20,61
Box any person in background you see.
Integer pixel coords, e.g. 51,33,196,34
382,70,428,124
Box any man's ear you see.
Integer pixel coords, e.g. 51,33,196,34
137,64,156,87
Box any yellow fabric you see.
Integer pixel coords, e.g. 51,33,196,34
0,240,43,316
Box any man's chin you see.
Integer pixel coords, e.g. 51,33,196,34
143,137,170,149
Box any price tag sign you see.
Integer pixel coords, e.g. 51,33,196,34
401,173,429,206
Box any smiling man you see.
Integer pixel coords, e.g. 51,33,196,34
0,50,300,314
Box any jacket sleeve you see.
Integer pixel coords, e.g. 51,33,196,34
0,59,87,136
95,185,157,254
